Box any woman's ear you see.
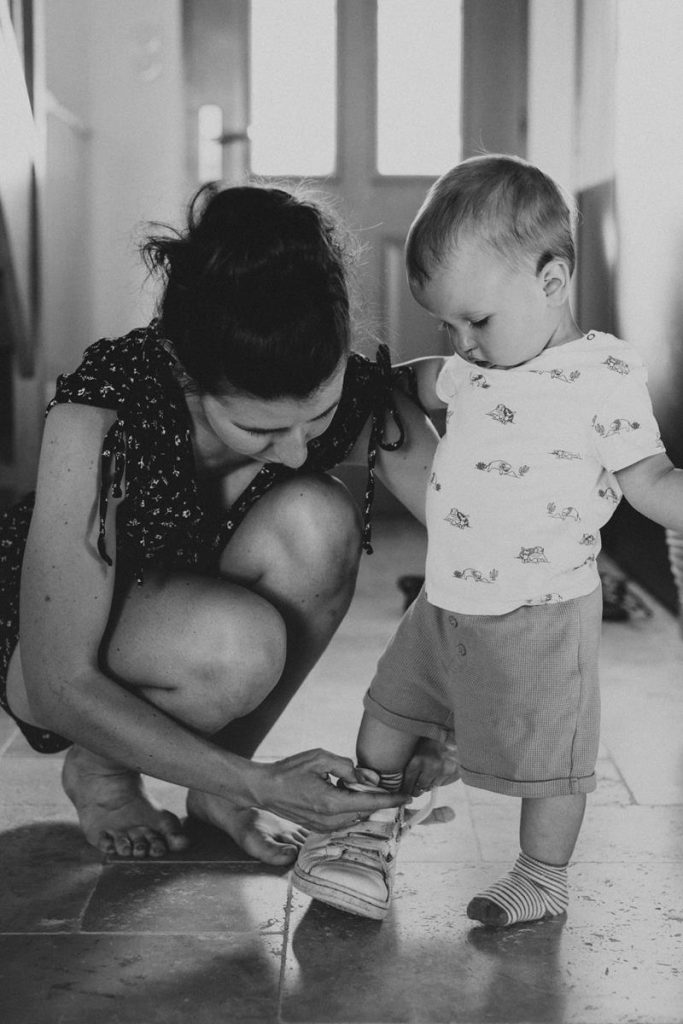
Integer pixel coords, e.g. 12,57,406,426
540,258,572,305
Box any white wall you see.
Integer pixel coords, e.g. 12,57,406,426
526,0,576,191
596,0,683,606
614,0,683,449
41,0,186,384
85,0,186,344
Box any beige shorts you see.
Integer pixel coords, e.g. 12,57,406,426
364,585,602,798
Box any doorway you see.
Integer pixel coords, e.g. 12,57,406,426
182,0,528,362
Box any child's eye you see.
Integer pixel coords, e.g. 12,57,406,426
438,321,453,334
469,317,489,329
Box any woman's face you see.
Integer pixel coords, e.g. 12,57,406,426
199,360,347,469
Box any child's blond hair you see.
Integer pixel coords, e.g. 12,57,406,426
406,154,577,287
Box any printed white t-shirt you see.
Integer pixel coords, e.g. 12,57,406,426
425,331,666,615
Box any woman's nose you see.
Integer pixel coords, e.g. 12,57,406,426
272,430,309,469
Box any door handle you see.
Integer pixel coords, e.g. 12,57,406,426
216,131,250,147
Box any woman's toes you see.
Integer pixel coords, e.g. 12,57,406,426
132,827,173,858
268,843,299,866
113,833,134,858
148,834,170,858
97,831,117,856
158,811,189,852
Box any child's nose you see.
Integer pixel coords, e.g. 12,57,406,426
455,329,478,359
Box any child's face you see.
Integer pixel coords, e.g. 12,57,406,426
410,239,561,369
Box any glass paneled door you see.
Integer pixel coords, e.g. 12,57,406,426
183,0,527,361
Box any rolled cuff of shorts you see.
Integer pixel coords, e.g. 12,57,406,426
460,766,597,798
363,689,454,745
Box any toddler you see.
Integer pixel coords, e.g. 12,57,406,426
293,154,683,925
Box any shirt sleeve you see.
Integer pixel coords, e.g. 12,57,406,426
435,355,463,404
591,357,666,472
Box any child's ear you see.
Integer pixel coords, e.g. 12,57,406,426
540,259,572,305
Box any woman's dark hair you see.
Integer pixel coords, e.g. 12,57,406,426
141,182,356,398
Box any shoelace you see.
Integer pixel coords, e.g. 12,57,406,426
307,788,440,869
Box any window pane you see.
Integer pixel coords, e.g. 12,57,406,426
377,0,462,175
250,0,336,176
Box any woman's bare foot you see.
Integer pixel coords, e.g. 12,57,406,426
62,745,189,858
187,788,307,866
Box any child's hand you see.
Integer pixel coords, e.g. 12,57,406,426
403,737,460,796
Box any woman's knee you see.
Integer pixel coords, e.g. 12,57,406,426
103,577,288,733
189,591,288,725
287,474,360,561
225,473,362,585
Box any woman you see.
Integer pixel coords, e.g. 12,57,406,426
0,182,438,863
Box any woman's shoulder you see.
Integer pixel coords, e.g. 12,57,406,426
343,346,417,394
48,322,176,412
307,346,418,468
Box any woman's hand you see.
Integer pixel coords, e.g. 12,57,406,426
402,737,461,796
253,748,410,831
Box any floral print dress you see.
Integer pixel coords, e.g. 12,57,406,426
0,322,415,752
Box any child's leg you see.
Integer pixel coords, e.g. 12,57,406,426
356,711,419,791
521,792,586,864
468,793,586,926
292,713,423,919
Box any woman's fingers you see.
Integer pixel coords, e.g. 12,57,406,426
259,750,409,832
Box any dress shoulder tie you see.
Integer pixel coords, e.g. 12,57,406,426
362,344,418,554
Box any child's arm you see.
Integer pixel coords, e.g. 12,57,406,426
615,452,683,531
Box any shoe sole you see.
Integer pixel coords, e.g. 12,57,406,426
291,864,390,920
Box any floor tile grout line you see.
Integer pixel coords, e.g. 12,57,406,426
0,929,288,937
74,855,106,931
599,740,639,806
100,859,280,866
0,726,19,759
276,871,297,1023
462,790,486,864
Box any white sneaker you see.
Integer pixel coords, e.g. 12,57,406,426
291,787,437,920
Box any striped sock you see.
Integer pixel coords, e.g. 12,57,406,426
467,852,569,926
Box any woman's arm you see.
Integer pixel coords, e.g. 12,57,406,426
20,404,255,792
373,389,439,524
399,355,448,413
341,387,439,525
20,404,403,829
341,352,445,524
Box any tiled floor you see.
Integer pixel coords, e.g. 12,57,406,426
1,514,682,1024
